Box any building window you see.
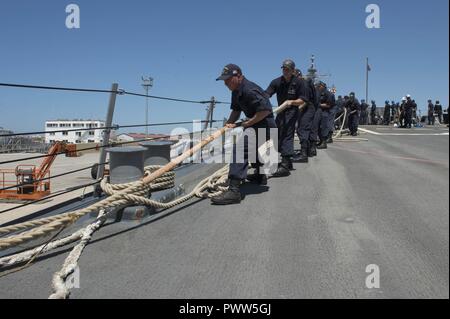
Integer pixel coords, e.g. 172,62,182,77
49,132,55,136
46,123,58,128
89,131,95,136
62,131,69,136
76,132,82,137
63,140,69,143
88,140,95,143
75,140,81,144
49,140,55,143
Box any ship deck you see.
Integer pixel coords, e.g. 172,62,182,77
0,125,448,299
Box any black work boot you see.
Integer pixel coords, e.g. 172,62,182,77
326,133,333,144
287,157,294,170
272,157,291,177
246,169,268,185
211,179,241,205
316,139,328,149
308,143,317,157
292,148,308,163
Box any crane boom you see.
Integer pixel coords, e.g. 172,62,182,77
36,142,66,180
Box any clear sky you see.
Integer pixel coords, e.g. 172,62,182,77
0,0,448,134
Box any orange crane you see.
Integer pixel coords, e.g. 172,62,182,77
0,141,73,201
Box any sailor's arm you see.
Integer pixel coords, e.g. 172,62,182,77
242,110,271,128
225,110,242,128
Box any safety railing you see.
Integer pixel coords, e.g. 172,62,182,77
0,81,229,218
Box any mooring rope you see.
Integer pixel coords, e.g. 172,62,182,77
0,101,322,298
333,108,347,139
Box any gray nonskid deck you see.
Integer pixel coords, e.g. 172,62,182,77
0,127,448,299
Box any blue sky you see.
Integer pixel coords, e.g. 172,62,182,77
0,0,448,134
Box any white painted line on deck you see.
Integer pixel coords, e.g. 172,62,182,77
330,145,449,166
358,128,449,136
358,128,381,135
381,133,449,136
372,127,446,131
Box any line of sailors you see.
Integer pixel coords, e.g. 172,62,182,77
380,96,416,128
211,60,362,205
427,100,444,125
380,98,445,127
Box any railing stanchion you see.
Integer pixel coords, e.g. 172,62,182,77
95,83,118,196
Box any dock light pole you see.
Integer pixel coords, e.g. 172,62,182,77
142,76,154,136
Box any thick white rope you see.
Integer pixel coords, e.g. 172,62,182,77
333,107,347,139
0,104,296,296
0,165,229,268
0,229,84,268
0,167,175,250
47,165,230,299
0,166,174,238
49,210,108,299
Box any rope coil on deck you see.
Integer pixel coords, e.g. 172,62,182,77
0,167,172,249
0,104,360,253
0,102,303,251
0,165,172,238
0,165,229,266
47,165,229,299
0,101,336,298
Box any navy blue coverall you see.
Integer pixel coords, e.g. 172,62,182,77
266,76,310,156
318,89,336,140
404,100,414,128
228,78,277,180
346,97,361,135
428,102,435,125
310,85,322,145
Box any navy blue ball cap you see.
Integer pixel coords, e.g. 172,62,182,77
281,59,296,70
216,64,242,81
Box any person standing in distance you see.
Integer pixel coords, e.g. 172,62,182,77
435,100,443,124
315,81,336,149
345,92,361,136
427,99,435,125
